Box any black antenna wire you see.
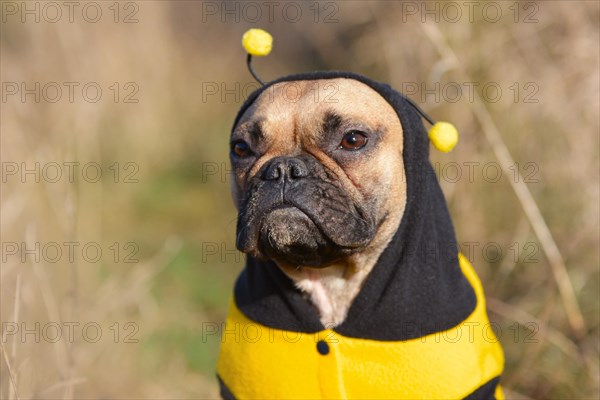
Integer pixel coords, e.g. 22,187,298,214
403,96,435,126
247,54,265,86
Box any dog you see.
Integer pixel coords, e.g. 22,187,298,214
217,71,504,399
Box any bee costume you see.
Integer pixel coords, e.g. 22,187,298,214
217,29,504,399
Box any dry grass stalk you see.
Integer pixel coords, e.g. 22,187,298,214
420,21,586,340
2,274,21,400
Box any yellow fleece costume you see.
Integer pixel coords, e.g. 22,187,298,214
218,254,503,399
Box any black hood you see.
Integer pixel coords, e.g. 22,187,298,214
230,71,476,340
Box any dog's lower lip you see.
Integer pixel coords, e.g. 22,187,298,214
264,203,300,215
262,204,366,252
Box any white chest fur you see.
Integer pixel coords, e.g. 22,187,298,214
282,257,376,327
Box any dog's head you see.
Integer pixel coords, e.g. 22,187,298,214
229,78,407,268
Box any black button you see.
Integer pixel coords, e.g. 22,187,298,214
316,340,329,355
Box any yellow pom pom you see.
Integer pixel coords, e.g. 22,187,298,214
428,122,458,152
242,29,273,56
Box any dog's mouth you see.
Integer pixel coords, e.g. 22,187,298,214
243,203,369,268
259,205,327,266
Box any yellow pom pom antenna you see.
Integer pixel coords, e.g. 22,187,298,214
242,29,273,56
403,96,458,152
428,122,458,153
242,29,273,85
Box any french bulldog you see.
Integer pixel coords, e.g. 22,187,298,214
217,71,504,400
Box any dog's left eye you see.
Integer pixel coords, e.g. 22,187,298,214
340,131,368,150
231,141,252,158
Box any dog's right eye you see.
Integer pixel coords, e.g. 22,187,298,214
340,131,368,151
231,141,253,158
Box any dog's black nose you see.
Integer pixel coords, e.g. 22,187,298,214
262,157,309,181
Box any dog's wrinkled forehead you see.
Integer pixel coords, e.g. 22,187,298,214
233,78,403,147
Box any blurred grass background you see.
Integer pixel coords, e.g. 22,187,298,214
1,1,598,399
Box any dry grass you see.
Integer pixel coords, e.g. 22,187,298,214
1,1,598,399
